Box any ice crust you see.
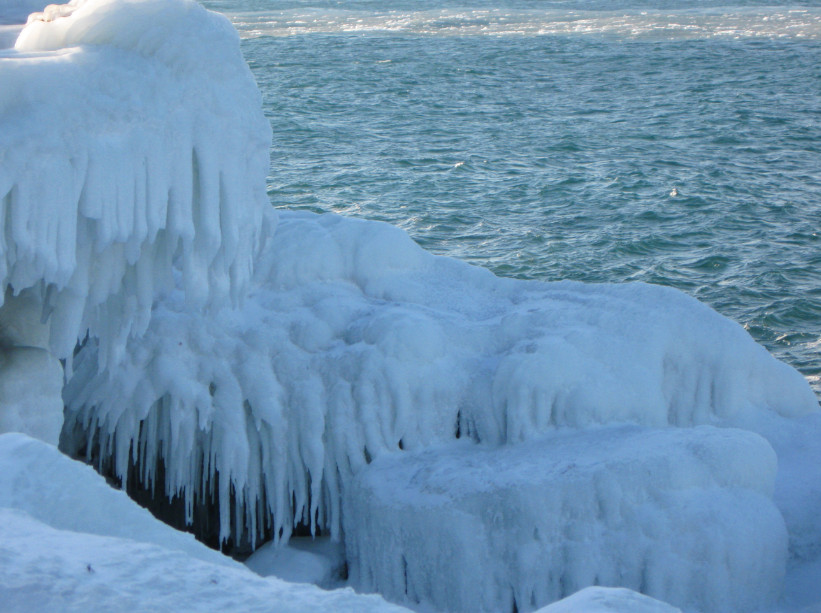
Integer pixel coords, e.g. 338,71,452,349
345,426,787,612
0,0,271,365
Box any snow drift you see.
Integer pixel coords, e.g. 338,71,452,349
0,433,410,613
1,0,819,612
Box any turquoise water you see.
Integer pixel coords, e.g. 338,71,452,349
203,0,821,400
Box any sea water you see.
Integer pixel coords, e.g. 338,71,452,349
202,0,821,400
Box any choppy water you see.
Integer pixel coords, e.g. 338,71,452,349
203,0,821,400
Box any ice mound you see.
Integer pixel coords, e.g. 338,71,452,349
62,210,818,552
0,0,270,365
344,426,787,613
536,586,682,613
0,436,410,613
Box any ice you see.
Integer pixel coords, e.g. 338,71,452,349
0,432,230,566
245,536,347,588
1,0,819,611
0,0,271,365
0,348,62,444
63,209,817,557
344,426,787,612
0,435,411,613
536,587,682,613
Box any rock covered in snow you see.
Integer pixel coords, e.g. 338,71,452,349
62,210,818,550
0,0,271,364
344,426,787,613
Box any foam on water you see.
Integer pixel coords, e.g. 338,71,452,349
216,7,821,41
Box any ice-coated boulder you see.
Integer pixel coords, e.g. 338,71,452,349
344,426,787,613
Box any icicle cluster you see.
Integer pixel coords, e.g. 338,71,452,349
0,0,271,364
62,210,819,551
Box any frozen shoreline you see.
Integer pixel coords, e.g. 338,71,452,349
0,1,819,612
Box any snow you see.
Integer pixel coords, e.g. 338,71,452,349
0,0,271,365
535,587,682,613
1,0,820,612
0,433,411,613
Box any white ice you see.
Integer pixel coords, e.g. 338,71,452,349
245,536,346,588
0,0,271,366
62,209,818,550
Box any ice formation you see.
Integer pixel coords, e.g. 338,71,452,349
2,0,820,611
62,210,818,549
345,426,787,612
0,0,270,366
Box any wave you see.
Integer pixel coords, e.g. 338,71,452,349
224,7,821,40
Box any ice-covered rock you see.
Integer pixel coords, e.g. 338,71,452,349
245,536,347,588
0,0,271,365
344,425,787,613
62,210,818,549
2,0,818,611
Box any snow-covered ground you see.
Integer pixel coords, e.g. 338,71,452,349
0,1,819,612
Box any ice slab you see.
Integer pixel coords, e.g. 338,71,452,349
344,426,787,613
